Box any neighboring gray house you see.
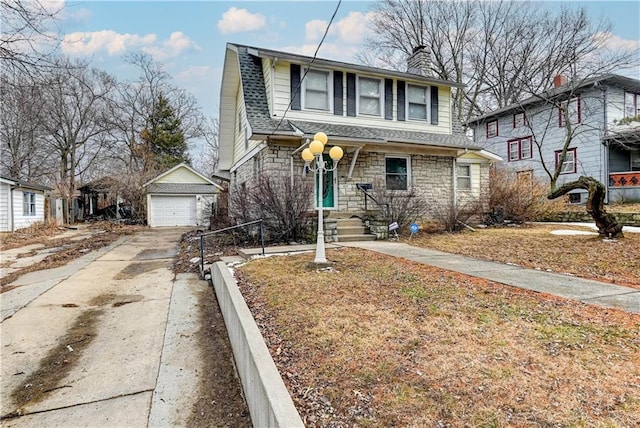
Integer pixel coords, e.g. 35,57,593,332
143,163,223,227
217,43,499,239
0,176,52,232
466,74,640,203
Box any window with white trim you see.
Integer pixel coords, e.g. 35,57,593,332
407,84,429,120
508,136,533,161
385,156,410,191
303,69,330,111
624,92,640,119
358,76,382,116
559,97,581,127
23,192,36,216
456,165,471,190
555,148,577,174
486,120,498,138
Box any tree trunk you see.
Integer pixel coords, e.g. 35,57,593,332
548,176,623,238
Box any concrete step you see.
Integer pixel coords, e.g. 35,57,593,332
337,226,366,235
335,218,364,228
337,234,377,242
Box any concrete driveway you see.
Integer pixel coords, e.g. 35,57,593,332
1,228,206,427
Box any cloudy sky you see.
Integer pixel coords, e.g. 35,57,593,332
55,0,639,122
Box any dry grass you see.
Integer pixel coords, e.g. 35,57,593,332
409,223,640,289
237,248,640,427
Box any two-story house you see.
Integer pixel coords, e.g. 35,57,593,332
466,74,640,204
217,43,499,239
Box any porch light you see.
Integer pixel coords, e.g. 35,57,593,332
301,132,343,264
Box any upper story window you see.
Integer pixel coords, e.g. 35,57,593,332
358,76,382,116
555,148,577,174
407,84,429,120
385,156,410,191
486,120,498,138
559,97,581,127
303,69,331,111
508,136,533,161
513,112,527,128
23,192,36,216
624,92,640,119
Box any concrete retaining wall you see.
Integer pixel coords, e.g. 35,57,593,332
211,262,304,428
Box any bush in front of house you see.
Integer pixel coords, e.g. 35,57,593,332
229,174,315,244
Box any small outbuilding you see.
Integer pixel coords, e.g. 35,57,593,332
143,163,222,228
0,176,52,232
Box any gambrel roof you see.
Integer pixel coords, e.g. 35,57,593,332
220,43,482,165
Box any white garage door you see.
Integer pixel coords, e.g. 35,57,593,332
150,195,197,227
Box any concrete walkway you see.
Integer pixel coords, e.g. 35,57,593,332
1,228,209,427
240,241,640,314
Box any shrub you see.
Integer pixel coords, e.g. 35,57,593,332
488,165,563,223
366,177,430,231
432,199,482,232
229,174,314,244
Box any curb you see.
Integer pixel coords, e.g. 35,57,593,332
211,262,304,428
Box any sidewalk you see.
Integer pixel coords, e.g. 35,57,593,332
240,242,640,314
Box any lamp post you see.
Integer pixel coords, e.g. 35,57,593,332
301,132,343,264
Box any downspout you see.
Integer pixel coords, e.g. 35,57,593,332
9,183,14,232
271,57,278,116
290,138,311,187
601,85,609,203
452,157,457,208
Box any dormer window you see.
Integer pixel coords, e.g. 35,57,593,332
303,69,331,111
358,76,382,116
407,84,429,120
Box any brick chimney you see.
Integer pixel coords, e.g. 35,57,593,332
553,74,568,88
407,45,431,77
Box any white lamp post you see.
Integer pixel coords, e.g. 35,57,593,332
301,132,343,264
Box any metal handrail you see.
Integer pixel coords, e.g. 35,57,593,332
199,219,265,274
356,184,389,216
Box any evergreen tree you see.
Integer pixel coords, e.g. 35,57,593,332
140,94,189,168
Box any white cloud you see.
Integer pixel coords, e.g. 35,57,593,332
593,31,640,51
61,30,198,61
143,31,200,61
305,12,376,46
281,43,360,63
175,65,213,81
217,7,266,34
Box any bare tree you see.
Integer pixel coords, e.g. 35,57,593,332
39,58,117,223
362,0,635,125
0,0,64,77
103,52,205,219
0,72,51,180
192,116,220,177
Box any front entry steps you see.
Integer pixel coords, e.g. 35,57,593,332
334,217,376,242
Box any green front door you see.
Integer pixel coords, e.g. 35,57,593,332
316,154,335,209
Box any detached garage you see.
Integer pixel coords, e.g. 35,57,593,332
143,163,222,228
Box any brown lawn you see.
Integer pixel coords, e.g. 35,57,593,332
237,246,640,427
410,223,640,289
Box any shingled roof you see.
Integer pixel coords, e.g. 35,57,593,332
234,44,479,150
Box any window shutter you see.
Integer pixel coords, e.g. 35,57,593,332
384,79,393,120
346,72,356,117
397,80,405,121
290,64,301,110
333,71,343,116
430,86,439,125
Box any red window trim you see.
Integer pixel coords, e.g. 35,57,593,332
486,120,498,138
513,112,527,128
559,96,581,127
507,136,533,162
555,148,577,174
